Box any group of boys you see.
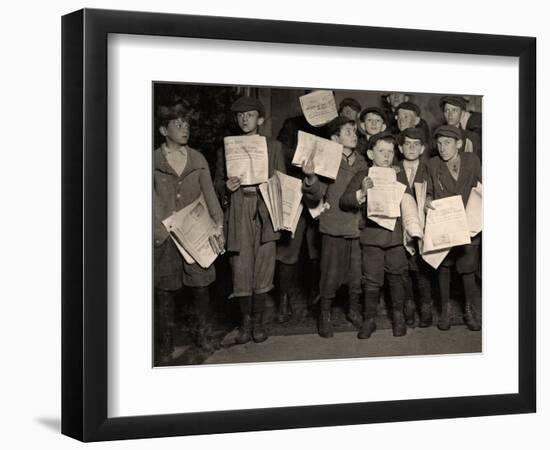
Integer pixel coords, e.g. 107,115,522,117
153,91,482,364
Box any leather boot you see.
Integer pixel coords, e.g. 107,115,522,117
403,274,416,326
156,290,175,364
276,292,290,323
389,274,407,337
358,288,378,339
318,298,334,338
463,273,481,331
252,293,268,343
192,287,215,352
417,271,433,328
347,293,363,329
438,267,452,331
235,297,252,344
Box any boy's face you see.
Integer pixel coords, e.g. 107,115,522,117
340,105,359,121
363,112,386,136
388,93,407,109
237,110,264,134
436,136,462,161
160,117,190,146
399,137,425,161
367,140,395,167
443,103,463,127
396,109,420,131
331,123,358,149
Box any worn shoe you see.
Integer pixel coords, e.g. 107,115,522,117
357,318,376,339
235,315,252,344
404,299,416,326
464,303,481,331
392,311,407,337
419,303,433,328
438,302,451,331
252,313,268,343
318,310,334,338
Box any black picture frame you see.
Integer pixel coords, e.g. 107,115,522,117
62,8,536,442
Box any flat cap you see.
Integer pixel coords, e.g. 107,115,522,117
326,115,356,136
396,101,421,116
399,127,426,145
230,95,266,117
358,106,388,123
433,125,462,140
368,130,398,150
440,95,468,110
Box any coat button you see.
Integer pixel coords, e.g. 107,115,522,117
176,193,181,199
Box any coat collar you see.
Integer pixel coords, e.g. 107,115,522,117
154,145,204,177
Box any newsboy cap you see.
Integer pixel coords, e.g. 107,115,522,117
326,115,356,136
433,125,462,140
230,96,266,117
440,95,468,110
399,127,426,145
358,107,388,124
395,101,421,116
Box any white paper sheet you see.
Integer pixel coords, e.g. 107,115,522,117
291,131,343,180
299,90,338,127
466,182,483,237
259,171,303,234
423,195,471,253
367,167,407,219
224,135,269,185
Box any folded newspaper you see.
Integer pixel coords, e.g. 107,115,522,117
162,194,224,269
259,171,303,236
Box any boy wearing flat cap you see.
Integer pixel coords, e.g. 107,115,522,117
154,99,224,363
356,107,388,159
397,127,434,328
222,95,286,344
302,116,368,338
426,125,482,331
395,101,432,159
440,95,482,159
340,131,409,339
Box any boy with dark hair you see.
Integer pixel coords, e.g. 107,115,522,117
439,95,482,159
223,96,286,344
338,97,362,121
397,127,433,327
394,101,431,157
340,131,409,339
154,100,224,363
302,116,368,338
356,107,388,158
426,125,482,331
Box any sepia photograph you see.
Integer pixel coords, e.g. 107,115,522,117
152,83,483,367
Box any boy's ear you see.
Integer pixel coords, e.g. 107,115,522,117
413,116,421,126
159,126,168,137
257,117,265,126
398,145,404,155
404,95,409,102
366,149,374,161
330,135,340,144
419,145,426,155
456,139,463,150
381,123,387,132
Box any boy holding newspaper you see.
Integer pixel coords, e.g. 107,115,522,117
340,131,410,339
425,125,482,331
153,100,225,364
223,95,286,344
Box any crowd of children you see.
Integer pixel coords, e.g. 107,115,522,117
153,91,482,363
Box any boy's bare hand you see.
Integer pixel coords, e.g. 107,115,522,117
424,198,436,214
302,155,316,182
361,177,374,195
226,176,241,192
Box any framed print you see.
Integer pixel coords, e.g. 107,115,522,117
61,8,536,441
